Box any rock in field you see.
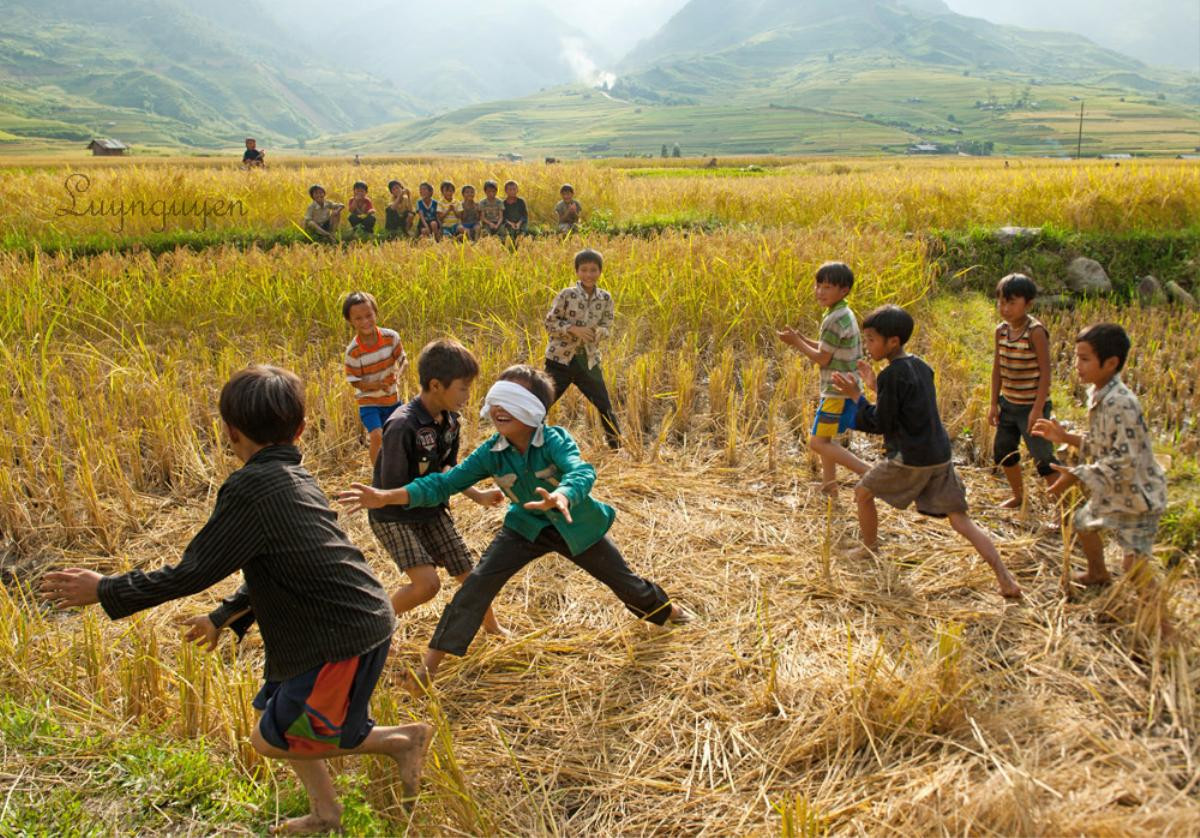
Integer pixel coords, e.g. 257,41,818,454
995,226,1041,244
1136,275,1166,305
1164,280,1197,307
1035,294,1075,311
1066,257,1112,295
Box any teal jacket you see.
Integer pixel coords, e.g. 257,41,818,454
404,425,615,556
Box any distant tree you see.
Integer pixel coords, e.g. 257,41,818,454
827,52,835,64
672,143,681,158
947,114,956,123
661,143,669,158
297,137,306,149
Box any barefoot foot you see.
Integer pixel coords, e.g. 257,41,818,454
388,722,434,800
400,666,430,701
270,812,343,836
1072,571,1113,587
999,496,1023,510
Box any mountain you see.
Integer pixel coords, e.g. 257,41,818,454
343,0,1200,157
261,0,613,114
0,0,419,148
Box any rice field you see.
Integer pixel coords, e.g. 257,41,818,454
0,157,1197,835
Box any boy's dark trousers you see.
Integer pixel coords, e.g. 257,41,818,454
384,208,410,236
349,213,376,234
429,526,672,656
546,355,621,448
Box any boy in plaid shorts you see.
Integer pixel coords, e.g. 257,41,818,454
368,339,506,635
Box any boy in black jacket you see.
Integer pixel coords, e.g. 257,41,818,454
833,305,1021,599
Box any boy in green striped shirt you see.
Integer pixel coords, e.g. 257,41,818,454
777,261,870,494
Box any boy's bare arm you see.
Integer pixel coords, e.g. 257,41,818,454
988,327,1002,425
1029,326,1052,431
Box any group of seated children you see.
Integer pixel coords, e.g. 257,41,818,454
778,264,1166,598
304,179,584,243
41,251,1167,833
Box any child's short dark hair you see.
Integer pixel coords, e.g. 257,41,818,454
418,339,480,391
387,179,402,191
504,180,518,189
342,290,378,320
352,181,368,191
815,261,854,290
219,365,305,445
497,365,555,410
308,184,324,198
574,248,603,272
996,273,1038,301
484,180,498,190
461,184,476,194
418,182,433,192
1077,323,1130,371
440,180,454,190
560,183,574,193
862,304,914,345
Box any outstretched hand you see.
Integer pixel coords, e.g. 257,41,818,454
1045,463,1078,499
523,487,572,523
41,569,102,609
1031,417,1066,443
831,372,862,401
855,358,877,393
472,488,507,508
336,483,391,513
181,615,220,652
776,327,802,348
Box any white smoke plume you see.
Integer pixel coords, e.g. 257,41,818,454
560,37,617,88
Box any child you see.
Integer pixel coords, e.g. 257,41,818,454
833,305,1021,599
42,366,431,835
303,184,343,241
414,182,441,241
338,365,692,687
242,137,265,168
1033,323,1167,585
385,180,413,238
501,180,528,241
479,180,505,237
544,248,621,449
368,339,506,634
438,181,461,241
459,185,481,241
343,291,408,464
347,181,377,237
777,261,870,493
554,184,582,234
989,273,1057,509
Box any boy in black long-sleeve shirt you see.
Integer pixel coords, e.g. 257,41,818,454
833,305,1021,599
42,365,432,834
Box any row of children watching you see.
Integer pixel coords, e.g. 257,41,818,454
303,179,583,243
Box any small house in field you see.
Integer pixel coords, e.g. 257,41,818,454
87,138,129,156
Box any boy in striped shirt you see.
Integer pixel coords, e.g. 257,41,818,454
343,291,407,464
778,261,870,494
989,274,1057,509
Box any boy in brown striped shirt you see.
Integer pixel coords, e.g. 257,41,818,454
343,291,408,464
989,274,1058,509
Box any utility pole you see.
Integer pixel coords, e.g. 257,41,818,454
1076,100,1084,160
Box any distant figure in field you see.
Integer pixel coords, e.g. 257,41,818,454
478,180,505,237
833,305,1022,599
414,182,441,242
501,180,528,241
42,366,432,835
346,181,377,237
385,180,414,238
554,184,582,234
459,185,481,241
242,138,265,168
303,184,343,241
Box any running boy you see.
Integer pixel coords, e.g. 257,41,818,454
414,182,441,241
347,181,377,237
554,184,582,234
438,181,461,240
479,180,505,237
989,273,1057,508
1033,323,1167,585
833,305,1021,598
42,366,431,835
303,184,343,241
544,248,621,449
777,261,870,493
344,291,408,464
338,365,692,687
385,180,413,238
368,339,505,634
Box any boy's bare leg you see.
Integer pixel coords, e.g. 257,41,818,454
1000,463,1024,509
452,571,504,635
947,512,1022,598
1075,530,1111,585
854,485,879,550
391,565,441,615
810,437,869,492
402,648,447,698
271,759,342,835
368,429,383,465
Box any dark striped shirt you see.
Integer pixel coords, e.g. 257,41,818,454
996,316,1047,405
97,445,395,681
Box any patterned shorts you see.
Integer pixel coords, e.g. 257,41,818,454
370,510,474,577
1075,502,1161,557
811,396,857,439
